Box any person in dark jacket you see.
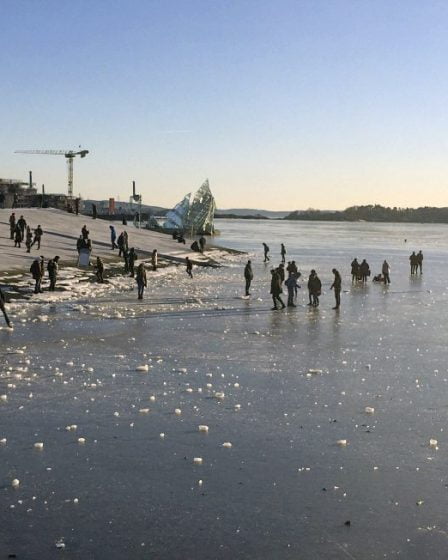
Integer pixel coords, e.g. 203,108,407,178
25,226,33,253
382,260,391,284
330,268,342,309
151,249,158,271
270,269,285,310
95,257,104,283
351,258,360,283
186,257,193,278
47,256,60,291
360,259,370,283
244,260,253,296
81,225,89,240
262,243,270,262
280,243,286,263
417,250,423,274
9,212,15,240
14,224,22,247
128,248,137,277
117,232,125,257
409,252,418,275
30,257,44,294
136,263,147,299
17,215,27,238
0,286,12,328
285,272,300,307
31,225,43,249
308,270,322,307
110,225,117,250
277,263,285,283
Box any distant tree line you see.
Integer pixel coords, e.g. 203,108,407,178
284,204,448,223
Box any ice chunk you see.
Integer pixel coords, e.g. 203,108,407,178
136,365,149,372
193,457,203,465
429,438,438,448
34,442,44,450
214,392,225,400
198,425,209,432
365,407,375,414
78,437,86,444
139,408,150,414
337,439,348,447
222,442,232,448
308,369,322,374
160,433,165,439
11,478,20,488
0,395,7,402
175,408,182,415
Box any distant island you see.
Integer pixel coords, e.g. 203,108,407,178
284,205,448,223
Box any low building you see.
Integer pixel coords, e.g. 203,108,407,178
0,178,37,208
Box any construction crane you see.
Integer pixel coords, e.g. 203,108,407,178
14,149,89,198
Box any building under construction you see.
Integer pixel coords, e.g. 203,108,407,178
0,177,71,210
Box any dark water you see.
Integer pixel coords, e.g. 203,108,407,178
1,220,448,559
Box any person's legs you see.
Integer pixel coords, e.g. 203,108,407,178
0,302,11,327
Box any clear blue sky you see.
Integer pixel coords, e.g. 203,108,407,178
1,0,448,210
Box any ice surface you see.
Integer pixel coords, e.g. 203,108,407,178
1,219,448,559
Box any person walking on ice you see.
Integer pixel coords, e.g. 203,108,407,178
270,268,285,310
280,243,286,263
0,286,12,328
262,243,270,262
136,263,147,299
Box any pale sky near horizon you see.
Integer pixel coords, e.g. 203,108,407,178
1,0,448,211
